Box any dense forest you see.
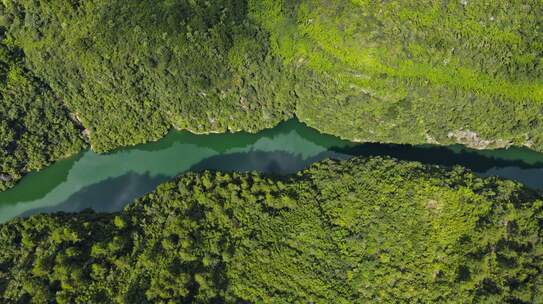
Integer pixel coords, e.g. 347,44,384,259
0,2,541,303
0,33,84,191
0,0,542,190
2,0,296,151
256,0,543,148
0,157,541,303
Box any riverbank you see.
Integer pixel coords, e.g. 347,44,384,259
1,157,541,303
1,119,543,223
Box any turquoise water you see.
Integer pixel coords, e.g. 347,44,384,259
0,119,542,223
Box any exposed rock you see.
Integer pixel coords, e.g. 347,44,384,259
209,117,217,128
424,133,440,145
69,112,85,126
523,133,534,149
426,199,442,212
447,130,512,150
0,173,13,182
82,129,91,142
69,112,91,143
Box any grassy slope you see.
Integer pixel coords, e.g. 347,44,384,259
0,157,541,303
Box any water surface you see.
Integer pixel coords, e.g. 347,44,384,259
1,119,542,223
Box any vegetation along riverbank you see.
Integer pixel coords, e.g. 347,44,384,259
0,0,542,190
0,157,541,303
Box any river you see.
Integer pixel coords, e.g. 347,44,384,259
0,119,542,223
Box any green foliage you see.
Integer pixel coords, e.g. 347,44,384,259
1,0,295,152
250,0,543,149
0,157,541,303
0,33,84,191
1,0,543,191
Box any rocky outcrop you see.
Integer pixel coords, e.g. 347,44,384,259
447,130,512,150
0,173,13,182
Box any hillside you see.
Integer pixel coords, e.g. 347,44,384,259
256,0,543,147
0,36,84,191
0,157,541,303
0,0,542,190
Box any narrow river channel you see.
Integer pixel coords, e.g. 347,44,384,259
1,119,542,223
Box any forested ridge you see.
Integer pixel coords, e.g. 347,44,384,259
0,0,542,191
0,157,541,303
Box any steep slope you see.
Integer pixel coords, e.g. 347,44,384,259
252,0,543,148
0,37,84,191
1,0,295,151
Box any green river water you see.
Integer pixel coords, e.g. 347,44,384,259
1,119,543,223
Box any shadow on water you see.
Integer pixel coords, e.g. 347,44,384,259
18,150,340,218
4,118,543,222
20,145,543,219
20,172,170,218
189,150,347,175
331,143,543,171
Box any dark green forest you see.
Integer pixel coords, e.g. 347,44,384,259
0,157,541,303
0,34,84,191
2,0,296,151
0,0,542,190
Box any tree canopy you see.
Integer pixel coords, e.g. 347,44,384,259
0,0,542,190
0,32,84,191
253,0,543,148
1,157,541,303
